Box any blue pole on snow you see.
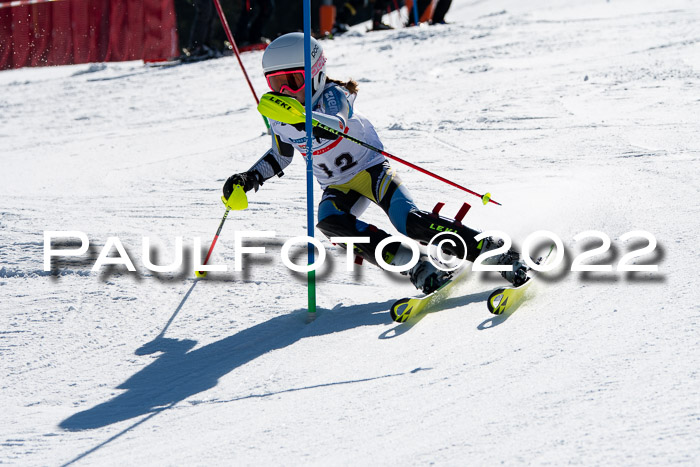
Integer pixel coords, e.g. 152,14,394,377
303,0,317,315
412,0,419,25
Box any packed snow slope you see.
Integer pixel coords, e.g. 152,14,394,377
1,0,699,464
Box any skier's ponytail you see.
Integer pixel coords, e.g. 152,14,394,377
327,77,359,95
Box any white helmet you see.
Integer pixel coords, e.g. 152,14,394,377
262,32,327,104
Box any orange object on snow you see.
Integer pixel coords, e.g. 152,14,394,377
405,0,435,24
320,4,337,36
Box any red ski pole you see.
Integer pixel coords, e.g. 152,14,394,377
319,124,501,206
258,93,501,206
195,186,248,278
195,207,230,278
380,150,500,206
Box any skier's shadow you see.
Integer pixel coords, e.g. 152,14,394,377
59,299,394,432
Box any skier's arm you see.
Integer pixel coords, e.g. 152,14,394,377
247,132,295,182
292,86,354,140
223,133,294,198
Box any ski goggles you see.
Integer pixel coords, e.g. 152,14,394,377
265,69,306,94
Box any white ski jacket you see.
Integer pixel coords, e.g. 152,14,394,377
248,83,385,190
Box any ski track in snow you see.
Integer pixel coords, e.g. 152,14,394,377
1,0,699,464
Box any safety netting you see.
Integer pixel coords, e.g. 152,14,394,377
0,0,179,70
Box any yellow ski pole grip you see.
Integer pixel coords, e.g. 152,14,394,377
221,185,248,211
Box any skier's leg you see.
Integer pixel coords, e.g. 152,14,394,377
188,0,214,51
389,190,527,284
316,188,404,266
432,0,452,24
317,189,450,292
365,162,484,261
234,2,251,44
319,164,456,293
405,210,484,261
248,0,274,43
370,162,527,284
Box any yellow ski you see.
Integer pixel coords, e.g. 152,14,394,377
390,267,469,323
486,279,535,315
486,245,555,315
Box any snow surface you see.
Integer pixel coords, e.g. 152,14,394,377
1,0,699,464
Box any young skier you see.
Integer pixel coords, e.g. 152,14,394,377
223,33,526,293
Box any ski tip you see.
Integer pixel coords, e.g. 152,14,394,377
390,298,412,323
487,288,506,314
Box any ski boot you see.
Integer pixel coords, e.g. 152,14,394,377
481,237,529,287
406,258,453,294
392,245,452,294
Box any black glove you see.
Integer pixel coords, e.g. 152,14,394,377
223,171,262,199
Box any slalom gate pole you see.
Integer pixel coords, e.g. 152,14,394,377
195,207,231,278
211,0,271,131
303,0,317,316
316,121,500,206
412,0,419,25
